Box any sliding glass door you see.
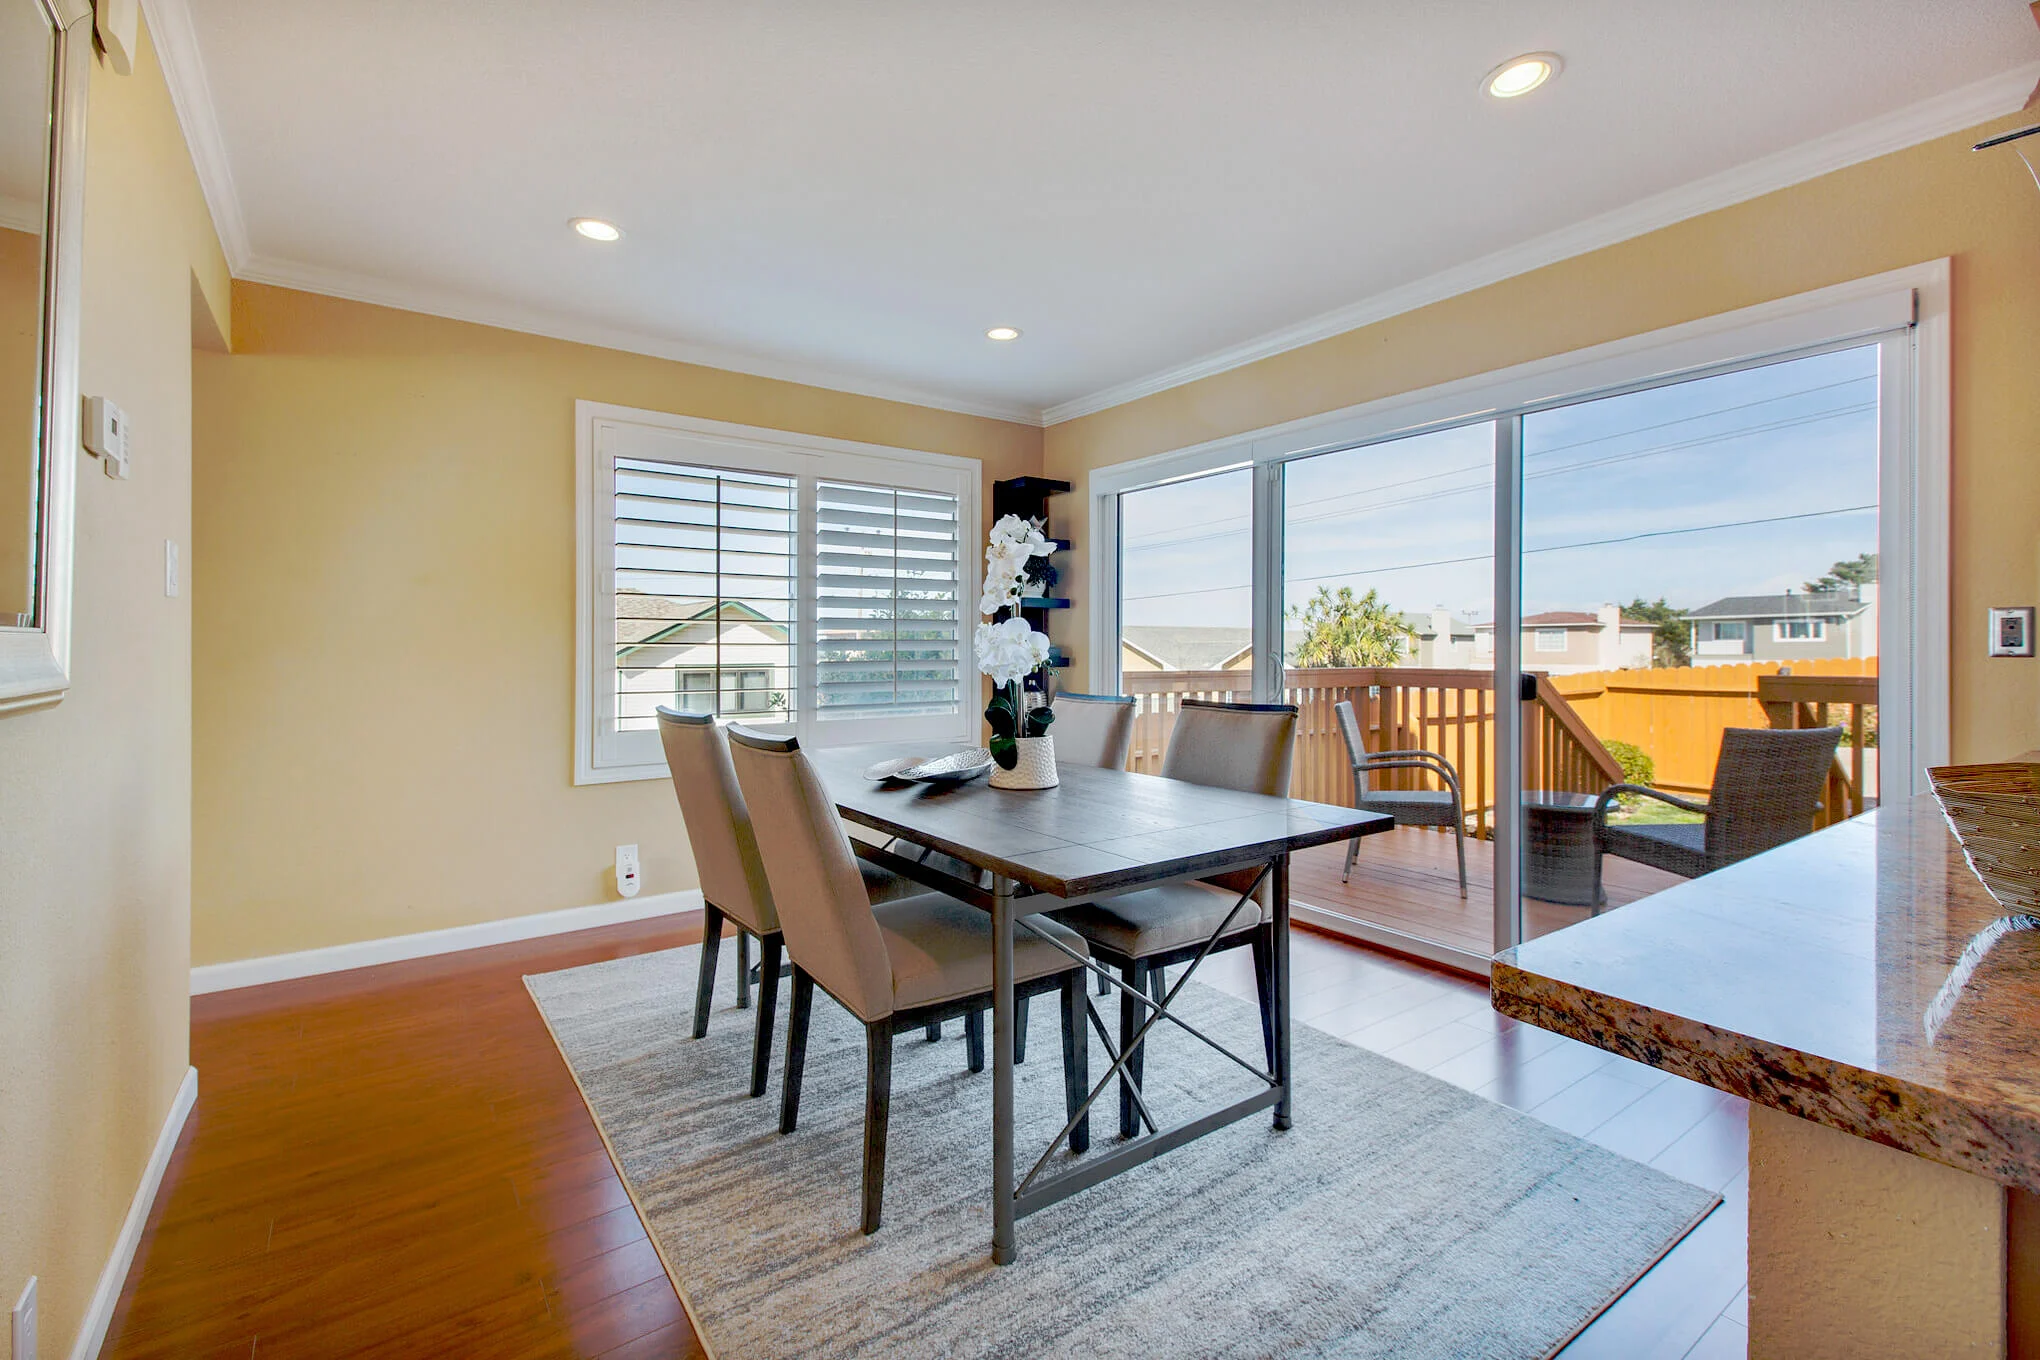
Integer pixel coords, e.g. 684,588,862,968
1281,424,1499,956
1095,279,1929,972
1512,343,1885,942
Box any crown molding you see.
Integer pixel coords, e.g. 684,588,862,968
237,253,1045,425
1041,59,2040,426
142,0,249,268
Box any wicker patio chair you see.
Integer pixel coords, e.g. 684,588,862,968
1590,725,1844,909
1332,699,1468,897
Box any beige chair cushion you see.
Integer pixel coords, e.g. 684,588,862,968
877,894,1089,1011
657,710,779,936
1052,695,1136,770
1051,881,1263,960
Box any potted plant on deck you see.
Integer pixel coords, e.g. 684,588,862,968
976,515,1058,789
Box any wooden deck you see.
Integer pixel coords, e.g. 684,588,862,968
1291,825,1688,957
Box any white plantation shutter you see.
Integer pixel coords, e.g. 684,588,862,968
579,404,978,783
815,481,963,719
611,458,797,730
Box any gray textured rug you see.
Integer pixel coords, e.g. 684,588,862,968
527,946,1717,1360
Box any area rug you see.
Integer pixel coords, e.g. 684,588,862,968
526,946,1717,1359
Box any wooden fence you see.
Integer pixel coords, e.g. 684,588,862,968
1121,667,1624,838
1546,658,1878,808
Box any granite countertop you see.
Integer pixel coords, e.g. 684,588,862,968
1491,792,2040,1192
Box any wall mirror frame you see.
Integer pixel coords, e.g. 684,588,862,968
0,0,92,713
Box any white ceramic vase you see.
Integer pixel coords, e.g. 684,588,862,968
988,734,1059,790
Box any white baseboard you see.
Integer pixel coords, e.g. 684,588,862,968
189,890,705,995
70,1066,197,1360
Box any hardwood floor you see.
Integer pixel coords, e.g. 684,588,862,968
104,915,1747,1359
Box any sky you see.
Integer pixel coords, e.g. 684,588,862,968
1119,344,1880,632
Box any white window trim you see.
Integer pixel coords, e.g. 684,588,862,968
1533,628,1569,653
1775,619,1828,641
576,401,981,785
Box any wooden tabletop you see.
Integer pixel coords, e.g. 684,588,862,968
808,743,1391,901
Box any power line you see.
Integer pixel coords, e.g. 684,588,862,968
1119,372,1876,549
1120,503,1877,603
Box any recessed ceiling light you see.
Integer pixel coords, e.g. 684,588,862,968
985,326,1022,342
571,218,622,242
1483,52,1561,99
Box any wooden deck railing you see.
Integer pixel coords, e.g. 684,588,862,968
1758,671,1878,826
1120,667,1624,838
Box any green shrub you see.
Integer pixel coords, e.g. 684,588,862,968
1602,739,1654,793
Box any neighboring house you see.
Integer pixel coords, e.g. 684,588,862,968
1684,584,1877,666
1399,610,1480,668
1120,626,1255,673
615,592,792,720
1472,605,1655,675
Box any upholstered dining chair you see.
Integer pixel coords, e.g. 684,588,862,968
1051,697,1297,1139
1590,725,1844,910
1332,699,1468,897
656,707,915,1099
1048,691,1138,770
724,724,1093,1235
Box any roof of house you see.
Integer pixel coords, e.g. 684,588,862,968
1471,610,1653,631
1120,626,1254,671
1398,611,1477,637
616,594,788,651
1684,591,1870,621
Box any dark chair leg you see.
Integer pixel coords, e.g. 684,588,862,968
1015,993,1030,1065
1096,969,1110,997
1250,925,1277,1073
1059,971,1090,1154
1118,961,1146,1140
862,1025,893,1234
924,1020,942,1042
749,934,783,1099
965,1008,985,1073
780,966,814,1135
1343,833,1360,883
1454,810,1469,898
735,930,752,1009
1149,966,1166,1000
692,904,724,1040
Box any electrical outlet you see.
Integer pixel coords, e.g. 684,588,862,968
615,844,640,899
13,1277,37,1360
164,540,180,598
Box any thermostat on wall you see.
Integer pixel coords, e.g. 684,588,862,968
1988,607,2035,658
83,395,129,479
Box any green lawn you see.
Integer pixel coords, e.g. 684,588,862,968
1605,797,1705,826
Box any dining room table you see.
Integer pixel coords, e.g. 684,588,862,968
806,742,1394,1264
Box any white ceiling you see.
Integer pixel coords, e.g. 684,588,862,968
171,1,2040,423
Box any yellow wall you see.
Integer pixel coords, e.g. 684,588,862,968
0,17,229,1358
1046,112,2040,765
192,283,1039,964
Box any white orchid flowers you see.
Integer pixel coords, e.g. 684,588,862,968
974,515,1055,687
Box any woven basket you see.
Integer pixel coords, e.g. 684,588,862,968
1928,762,2040,912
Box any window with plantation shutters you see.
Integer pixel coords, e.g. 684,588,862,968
815,482,963,720
578,403,980,784
612,459,798,731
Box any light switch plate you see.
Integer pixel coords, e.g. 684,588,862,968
164,541,179,599
1988,606,2035,657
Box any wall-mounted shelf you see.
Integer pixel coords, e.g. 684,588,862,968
991,476,1074,695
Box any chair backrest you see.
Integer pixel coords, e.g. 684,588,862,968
1703,726,1844,869
1052,692,1137,770
656,708,777,936
1332,700,1370,794
1162,699,1298,797
724,726,896,1022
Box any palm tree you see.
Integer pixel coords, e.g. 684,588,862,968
1288,586,1416,668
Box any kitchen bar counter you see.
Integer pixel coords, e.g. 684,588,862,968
1492,792,2040,1359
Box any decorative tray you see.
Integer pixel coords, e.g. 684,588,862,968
1928,762,2040,913
863,748,995,785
